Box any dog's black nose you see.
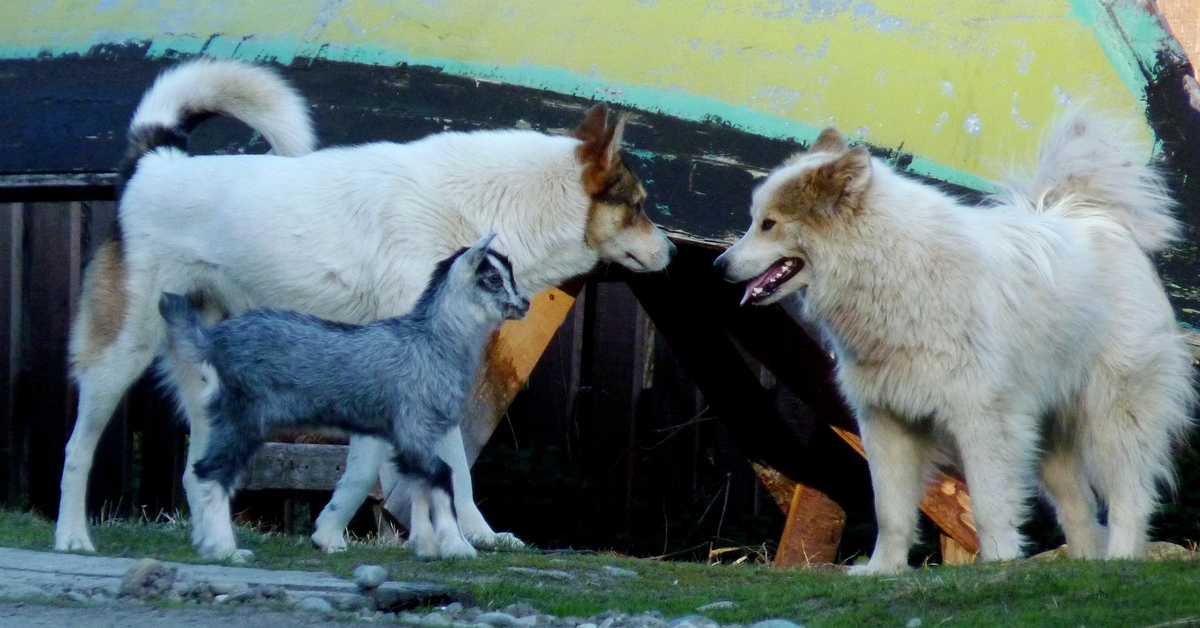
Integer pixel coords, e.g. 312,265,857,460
713,254,728,272
666,240,678,260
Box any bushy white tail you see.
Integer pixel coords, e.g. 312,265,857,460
1003,111,1180,253
130,58,316,158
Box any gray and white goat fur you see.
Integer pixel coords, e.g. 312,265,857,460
56,57,675,562
159,233,529,559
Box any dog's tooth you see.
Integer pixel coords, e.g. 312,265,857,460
753,287,763,295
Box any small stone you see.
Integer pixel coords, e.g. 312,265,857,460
504,603,540,618
226,588,260,603
355,564,389,590
298,596,334,614
906,619,923,628
120,558,163,595
208,581,246,596
747,621,806,628
578,624,599,628
599,619,616,628
213,594,230,604
0,585,47,601
513,618,537,628
696,601,735,613
165,591,183,603
65,591,90,604
422,612,453,627
507,567,574,580
669,616,718,628
443,602,465,615
600,566,638,578
89,593,114,606
476,612,520,627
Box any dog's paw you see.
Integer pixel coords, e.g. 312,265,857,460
846,561,909,576
310,526,348,553
437,534,478,560
469,531,526,552
54,532,96,553
228,549,254,564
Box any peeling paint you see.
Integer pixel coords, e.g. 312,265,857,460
963,112,982,136
0,0,1168,193
1011,93,1035,129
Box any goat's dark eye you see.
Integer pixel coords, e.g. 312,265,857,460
761,219,776,232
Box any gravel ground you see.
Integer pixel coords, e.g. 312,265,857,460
0,602,374,628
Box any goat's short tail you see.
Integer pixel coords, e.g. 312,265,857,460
120,58,316,192
159,292,210,366
1002,110,1180,253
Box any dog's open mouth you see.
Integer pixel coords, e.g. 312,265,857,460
741,258,804,305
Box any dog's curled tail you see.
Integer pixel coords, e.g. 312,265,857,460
1004,110,1180,253
158,292,211,367
120,58,316,189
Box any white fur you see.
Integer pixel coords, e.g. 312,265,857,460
57,58,672,560
719,112,1196,575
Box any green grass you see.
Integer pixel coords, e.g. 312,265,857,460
3,510,1199,627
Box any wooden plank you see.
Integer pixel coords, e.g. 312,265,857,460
774,483,846,567
830,425,979,555
459,283,583,463
240,443,349,492
20,202,82,515
941,534,977,565
0,204,22,502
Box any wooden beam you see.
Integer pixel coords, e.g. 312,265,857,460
240,442,350,492
829,425,979,555
459,283,583,462
773,482,846,567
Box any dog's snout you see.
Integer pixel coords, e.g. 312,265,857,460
713,254,728,273
666,239,678,260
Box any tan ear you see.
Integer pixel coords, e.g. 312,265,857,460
833,146,871,196
811,127,848,153
573,103,609,143
576,107,627,195
796,145,872,219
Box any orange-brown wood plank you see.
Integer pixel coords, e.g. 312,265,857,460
774,482,846,567
829,424,978,555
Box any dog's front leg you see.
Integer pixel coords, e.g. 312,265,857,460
436,427,523,550
311,435,390,552
429,487,477,559
951,410,1038,562
848,408,931,576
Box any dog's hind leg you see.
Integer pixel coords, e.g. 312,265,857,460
1083,361,1191,559
1039,446,1105,558
57,249,160,552
311,435,389,552
57,347,155,551
849,409,932,576
950,408,1039,562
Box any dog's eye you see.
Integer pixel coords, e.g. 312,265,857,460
761,219,776,232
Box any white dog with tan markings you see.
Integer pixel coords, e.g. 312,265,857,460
715,113,1195,575
57,58,675,561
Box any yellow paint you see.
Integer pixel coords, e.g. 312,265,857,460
3,0,1149,183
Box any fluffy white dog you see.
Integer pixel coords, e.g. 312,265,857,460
716,112,1196,574
57,59,675,561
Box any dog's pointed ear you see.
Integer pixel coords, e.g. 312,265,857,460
783,127,848,166
575,105,626,195
573,104,609,143
794,145,872,219
811,127,848,153
832,145,871,197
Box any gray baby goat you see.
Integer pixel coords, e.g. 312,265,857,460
158,233,529,559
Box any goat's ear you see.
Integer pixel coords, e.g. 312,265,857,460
461,231,498,266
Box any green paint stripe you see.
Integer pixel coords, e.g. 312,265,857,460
1068,0,1182,103
1,34,998,191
